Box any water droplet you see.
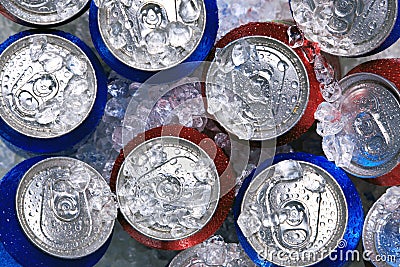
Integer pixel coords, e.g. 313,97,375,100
277,61,289,72
291,81,298,88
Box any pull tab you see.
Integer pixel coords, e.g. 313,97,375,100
13,72,59,118
41,175,92,243
278,200,311,249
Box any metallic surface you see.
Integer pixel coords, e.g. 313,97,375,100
16,157,115,259
169,236,256,266
363,187,400,267
290,0,398,56
97,0,206,71
0,34,97,139
239,160,348,266
116,136,220,241
0,0,89,26
206,36,309,141
339,73,400,178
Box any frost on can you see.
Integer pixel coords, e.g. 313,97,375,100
0,31,107,154
338,73,400,178
237,160,347,266
290,0,399,56
169,235,256,267
91,0,217,81
0,0,90,27
16,157,116,259
206,36,309,141
116,136,220,241
234,153,364,267
363,186,400,267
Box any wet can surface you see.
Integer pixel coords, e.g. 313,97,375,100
16,157,116,259
110,125,235,250
0,0,90,27
116,136,220,241
204,22,323,145
206,35,310,141
234,152,364,267
0,30,107,155
90,0,218,82
338,73,400,178
290,0,400,56
0,156,115,267
363,186,400,267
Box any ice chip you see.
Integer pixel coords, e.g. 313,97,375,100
101,197,118,222
214,133,231,149
66,54,87,76
168,22,192,47
237,210,261,237
314,102,341,123
39,52,63,73
56,0,79,18
231,40,251,67
145,29,168,55
336,135,354,168
179,0,201,23
273,160,303,181
29,36,47,62
35,106,60,125
204,243,227,265
322,134,354,168
316,120,343,136
287,25,304,48
322,135,339,162
314,54,334,85
304,172,326,193
70,165,91,191
320,82,342,102
65,78,88,96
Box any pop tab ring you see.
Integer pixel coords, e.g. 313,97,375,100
348,59,400,186
0,156,112,267
110,124,235,250
204,22,323,146
234,152,364,267
89,0,218,82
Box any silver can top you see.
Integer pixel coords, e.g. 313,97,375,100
16,157,116,259
339,73,400,178
0,34,97,139
237,160,348,267
206,36,309,141
116,136,220,241
169,235,256,266
363,186,400,267
290,0,398,56
96,0,206,71
0,0,89,26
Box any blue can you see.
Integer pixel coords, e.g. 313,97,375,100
0,156,115,267
234,152,364,267
89,0,218,82
0,30,107,155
